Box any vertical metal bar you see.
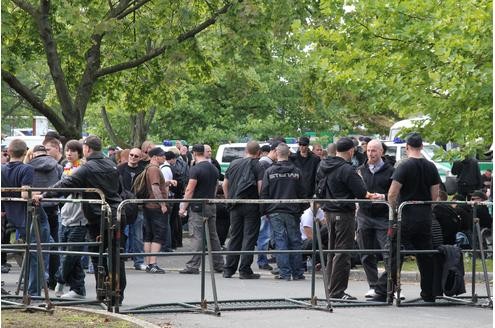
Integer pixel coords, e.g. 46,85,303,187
314,199,332,310
106,205,115,312
97,202,107,307
474,220,492,306
200,201,206,306
31,208,52,309
203,201,220,314
386,203,394,304
395,204,403,306
471,205,477,302
310,201,317,303
114,203,123,314
23,193,32,305
15,250,27,295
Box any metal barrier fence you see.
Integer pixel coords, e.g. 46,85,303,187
395,200,493,308
1,187,111,312
1,190,492,314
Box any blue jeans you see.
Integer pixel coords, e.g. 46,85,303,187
56,224,87,295
256,215,272,267
270,212,304,279
17,207,51,296
127,209,144,266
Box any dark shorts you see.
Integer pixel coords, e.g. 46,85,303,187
143,207,168,244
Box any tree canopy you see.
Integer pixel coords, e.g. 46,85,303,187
2,0,492,154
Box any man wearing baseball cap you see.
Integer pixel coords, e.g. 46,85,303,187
316,137,375,300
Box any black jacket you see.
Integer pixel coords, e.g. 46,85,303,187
451,157,482,193
289,151,320,198
356,160,394,218
50,151,121,224
260,160,306,216
316,156,367,213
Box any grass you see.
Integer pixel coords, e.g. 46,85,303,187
377,256,493,272
1,308,140,328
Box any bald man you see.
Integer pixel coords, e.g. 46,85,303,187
355,140,395,299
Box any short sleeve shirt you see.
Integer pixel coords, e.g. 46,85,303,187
190,161,219,199
300,207,325,240
392,158,441,203
145,165,167,209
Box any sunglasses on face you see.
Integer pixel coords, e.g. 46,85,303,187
129,153,140,158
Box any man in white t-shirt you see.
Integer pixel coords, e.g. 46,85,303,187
300,206,327,270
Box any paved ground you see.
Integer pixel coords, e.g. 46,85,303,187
1,235,493,328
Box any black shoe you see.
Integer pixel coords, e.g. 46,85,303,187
214,268,224,273
292,275,305,281
223,272,233,278
179,267,199,274
422,297,436,303
333,293,357,300
239,273,260,280
270,268,279,275
368,294,387,302
1,265,10,274
274,275,291,281
258,264,273,270
146,264,165,274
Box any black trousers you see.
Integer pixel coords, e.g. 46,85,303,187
44,206,60,287
169,201,183,249
324,211,355,298
375,206,434,300
224,204,260,275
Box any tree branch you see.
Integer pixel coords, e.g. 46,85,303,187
11,0,36,16
35,0,76,121
96,1,236,78
115,0,153,20
2,69,66,131
101,106,131,148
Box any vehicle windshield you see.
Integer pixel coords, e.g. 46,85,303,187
423,144,444,160
222,147,245,163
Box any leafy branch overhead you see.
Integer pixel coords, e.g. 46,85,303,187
2,0,240,144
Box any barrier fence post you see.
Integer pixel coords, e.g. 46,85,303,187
310,201,317,305
203,200,220,315
395,204,403,306
200,200,207,309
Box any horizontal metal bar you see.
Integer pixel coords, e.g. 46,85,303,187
2,242,100,248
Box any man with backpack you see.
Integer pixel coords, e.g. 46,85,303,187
222,141,265,279
140,147,169,273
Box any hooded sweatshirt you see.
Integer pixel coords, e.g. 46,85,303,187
30,154,63,188
30,154,63,207
316,156,367,213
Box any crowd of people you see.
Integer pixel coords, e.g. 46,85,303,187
0,132,492,304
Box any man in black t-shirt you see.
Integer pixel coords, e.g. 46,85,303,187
222,141,264,279
371,133,441,303
178,144,224,274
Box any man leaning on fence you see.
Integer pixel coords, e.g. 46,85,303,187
370,133,441,303
1,139,51,296
34,135,126,305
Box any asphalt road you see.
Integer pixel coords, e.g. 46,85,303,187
1,235,493,328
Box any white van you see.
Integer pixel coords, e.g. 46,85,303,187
2,135,46,150
215,142,301,175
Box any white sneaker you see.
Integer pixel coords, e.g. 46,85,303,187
394,291,406,300
61,290,86,299
365,289,377,298
54,283,65,297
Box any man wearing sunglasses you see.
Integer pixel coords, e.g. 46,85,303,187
117,148,146,271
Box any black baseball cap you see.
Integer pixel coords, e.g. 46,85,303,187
406,133,423,148
83,135,102,151
148,147,166,157
336,137,355,152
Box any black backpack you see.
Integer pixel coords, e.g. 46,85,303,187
132,165,150,199
227,158,257,199
118,175,138,225
316,176,329,199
